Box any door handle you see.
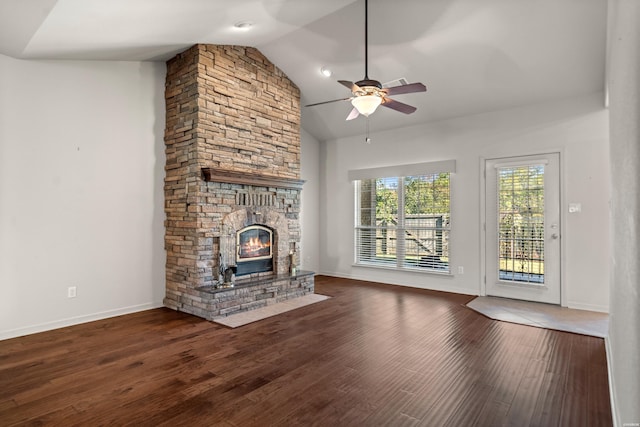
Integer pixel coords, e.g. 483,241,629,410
551,233,559,239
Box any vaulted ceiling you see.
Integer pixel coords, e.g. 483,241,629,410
0,0,607,141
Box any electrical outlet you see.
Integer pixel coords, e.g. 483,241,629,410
68,286,77,298
458,266,464,275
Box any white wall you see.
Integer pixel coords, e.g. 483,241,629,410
0,54,167,339
320,93,610,311
300,128,321,273
607,0,640,424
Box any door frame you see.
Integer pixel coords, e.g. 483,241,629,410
479,149,567,307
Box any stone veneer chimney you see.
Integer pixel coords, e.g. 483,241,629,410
163,44,313,320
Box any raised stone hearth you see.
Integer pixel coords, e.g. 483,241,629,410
196,271,314,319
162,44,313,321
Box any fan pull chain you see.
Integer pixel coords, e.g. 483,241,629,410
365,117,371,143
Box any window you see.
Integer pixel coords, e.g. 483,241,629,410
355,173,451,273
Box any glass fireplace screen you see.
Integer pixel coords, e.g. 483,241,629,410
236,225,273,262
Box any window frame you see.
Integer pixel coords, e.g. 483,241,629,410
353,172,452,274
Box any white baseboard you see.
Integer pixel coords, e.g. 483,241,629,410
316,271,477,296
0,301,165,341
316,270,352,279
605,336,619,427
566,301,610,313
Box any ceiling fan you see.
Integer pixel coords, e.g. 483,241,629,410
305,0,427,121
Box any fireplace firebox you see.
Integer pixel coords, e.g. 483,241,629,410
236,225,273,276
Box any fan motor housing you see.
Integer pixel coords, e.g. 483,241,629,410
355,79,382,90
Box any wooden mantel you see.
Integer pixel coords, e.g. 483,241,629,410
201,168,305,190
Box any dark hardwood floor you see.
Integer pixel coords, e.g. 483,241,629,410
0,276,612,426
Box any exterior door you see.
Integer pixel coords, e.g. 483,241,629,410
485,153,561,304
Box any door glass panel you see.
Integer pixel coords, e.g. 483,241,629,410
497,165,545,284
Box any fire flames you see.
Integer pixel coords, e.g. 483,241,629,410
239,236,271,258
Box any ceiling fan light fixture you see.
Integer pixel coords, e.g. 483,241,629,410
351,94,382,117
303,0,425,120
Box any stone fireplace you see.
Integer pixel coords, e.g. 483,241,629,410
162,44,314,321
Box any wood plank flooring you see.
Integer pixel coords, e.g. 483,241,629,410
0,276,612,426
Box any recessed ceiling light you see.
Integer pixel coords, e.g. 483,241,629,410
320,67,332,77
234,21,253,30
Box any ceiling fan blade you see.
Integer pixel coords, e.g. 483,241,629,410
305,97,352,107
338,80,361,93
383,82,427,96
346,107,360,121
381,97,417,114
